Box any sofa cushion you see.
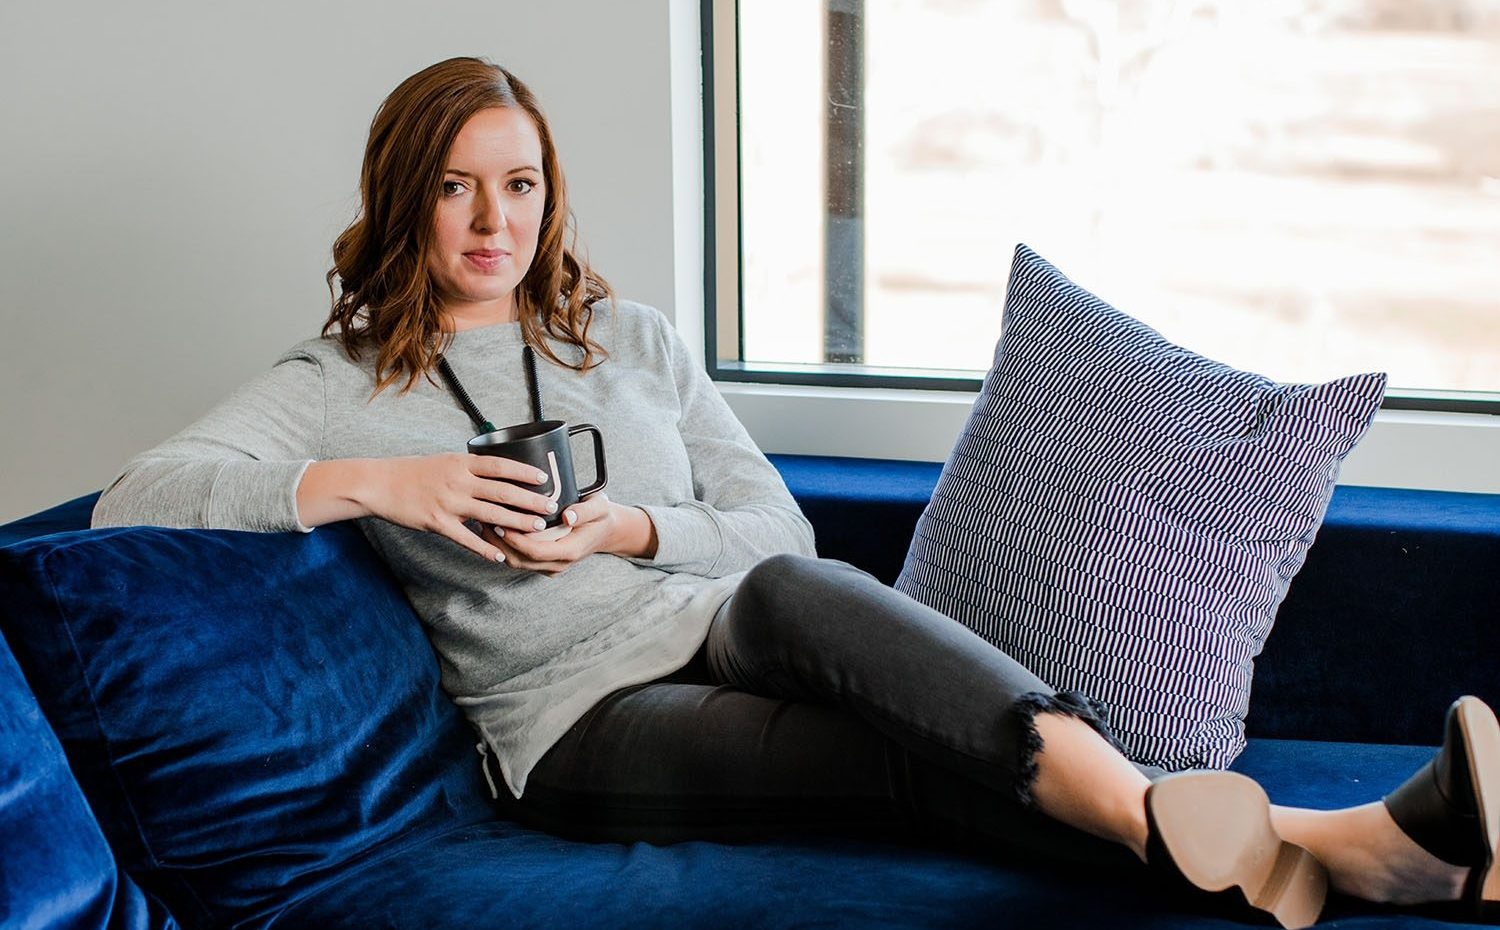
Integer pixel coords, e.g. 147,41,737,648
0,632,176,930
894,244,1386,772
0,514,497,929
261,735,1442,930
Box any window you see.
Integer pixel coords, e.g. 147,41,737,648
707,0,1500,413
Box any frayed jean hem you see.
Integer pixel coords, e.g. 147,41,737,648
1011,690,1128,810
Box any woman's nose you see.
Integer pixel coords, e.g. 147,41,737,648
474,190,508,232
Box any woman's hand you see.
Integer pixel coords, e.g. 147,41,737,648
360,452,561,563
478,491,624,576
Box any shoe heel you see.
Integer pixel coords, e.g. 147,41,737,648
1251,842,1329,930
1469,857,1500,920
1460,697,1500,855
1149,771,1328,930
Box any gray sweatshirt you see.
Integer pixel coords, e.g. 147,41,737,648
91,299,818,799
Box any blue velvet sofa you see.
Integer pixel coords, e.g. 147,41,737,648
3,453,1498,930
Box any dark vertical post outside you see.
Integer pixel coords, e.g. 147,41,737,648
825,0,864,363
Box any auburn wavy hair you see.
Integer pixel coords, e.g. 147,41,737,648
323,56,616,398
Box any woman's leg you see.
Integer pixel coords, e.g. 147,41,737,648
493,668,1143,871
490,672,928,846
702,554,1166,855
1029,712,1154,859
1022,695,1474,903
1270,805,1468,904
711,554,1470,906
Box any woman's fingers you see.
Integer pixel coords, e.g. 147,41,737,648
449,517,508,564
561,491,611,527
474,500,553,533
468,452,550,486
500,529,565,562
368,454,567,566
466,453,561,514
478,524,571,575
481,482,560,517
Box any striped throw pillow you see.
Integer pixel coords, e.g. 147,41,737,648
894,244,1386,771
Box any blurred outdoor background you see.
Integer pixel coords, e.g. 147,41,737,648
738,0,1500,394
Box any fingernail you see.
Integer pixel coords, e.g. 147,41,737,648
496,527,505,538
533,518,546,530
565,511,577,525
546,501,558,513
536,471,548,483
494,552,505,563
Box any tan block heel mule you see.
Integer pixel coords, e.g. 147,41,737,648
1146,771,1329,929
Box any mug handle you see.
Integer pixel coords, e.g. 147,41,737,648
568,423,608,496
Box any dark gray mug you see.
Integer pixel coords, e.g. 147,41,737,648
467,419,608,529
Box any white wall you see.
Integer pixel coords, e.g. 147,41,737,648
0,0,688,523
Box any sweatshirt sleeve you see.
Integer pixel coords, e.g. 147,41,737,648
624,310,817,576
90,349,327,533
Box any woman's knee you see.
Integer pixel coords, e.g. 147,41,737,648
719,555,824,654
724,554,874,656
740,553,869,606
743,551,816,589
725,554,808,644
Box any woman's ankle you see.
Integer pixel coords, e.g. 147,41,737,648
1272,802,1469,904
1028,712,1152,859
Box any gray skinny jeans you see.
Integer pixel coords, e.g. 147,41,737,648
488,554,1168,869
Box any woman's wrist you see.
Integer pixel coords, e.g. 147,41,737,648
296,458,383,528
605,502,659,559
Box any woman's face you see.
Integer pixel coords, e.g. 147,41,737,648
427,106,547,328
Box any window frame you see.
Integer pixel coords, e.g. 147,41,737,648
701,0,1500,417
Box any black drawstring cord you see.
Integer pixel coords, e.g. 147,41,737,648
436,342,544,436
522,344,544,422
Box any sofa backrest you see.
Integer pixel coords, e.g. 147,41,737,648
771,454,1500,747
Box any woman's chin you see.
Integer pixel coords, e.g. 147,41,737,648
446,281,518,304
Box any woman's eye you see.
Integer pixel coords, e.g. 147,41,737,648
441,180,465,196
511,179,536,194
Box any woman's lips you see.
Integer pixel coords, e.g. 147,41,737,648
464,250,510,271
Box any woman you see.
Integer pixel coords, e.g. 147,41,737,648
91,57,1494,928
